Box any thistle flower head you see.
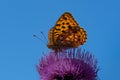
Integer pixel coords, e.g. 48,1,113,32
37,49,99,80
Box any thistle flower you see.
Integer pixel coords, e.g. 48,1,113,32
37,49,99,80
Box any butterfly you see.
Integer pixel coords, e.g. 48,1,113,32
47,12,87,51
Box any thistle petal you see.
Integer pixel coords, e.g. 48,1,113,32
37,48,99,80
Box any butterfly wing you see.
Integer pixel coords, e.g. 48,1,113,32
47,12,87,50
55,26,87,49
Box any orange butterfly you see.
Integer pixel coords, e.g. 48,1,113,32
47,12,87,51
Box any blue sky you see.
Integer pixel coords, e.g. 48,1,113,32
0,0,120,80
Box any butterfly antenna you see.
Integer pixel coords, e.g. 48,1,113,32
33,34,46,44
40,32,48,43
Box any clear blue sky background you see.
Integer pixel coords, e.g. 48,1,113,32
0,0,120,80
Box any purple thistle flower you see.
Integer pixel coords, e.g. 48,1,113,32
37,49,99,80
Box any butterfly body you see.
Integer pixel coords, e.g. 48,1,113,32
47,12,87,51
